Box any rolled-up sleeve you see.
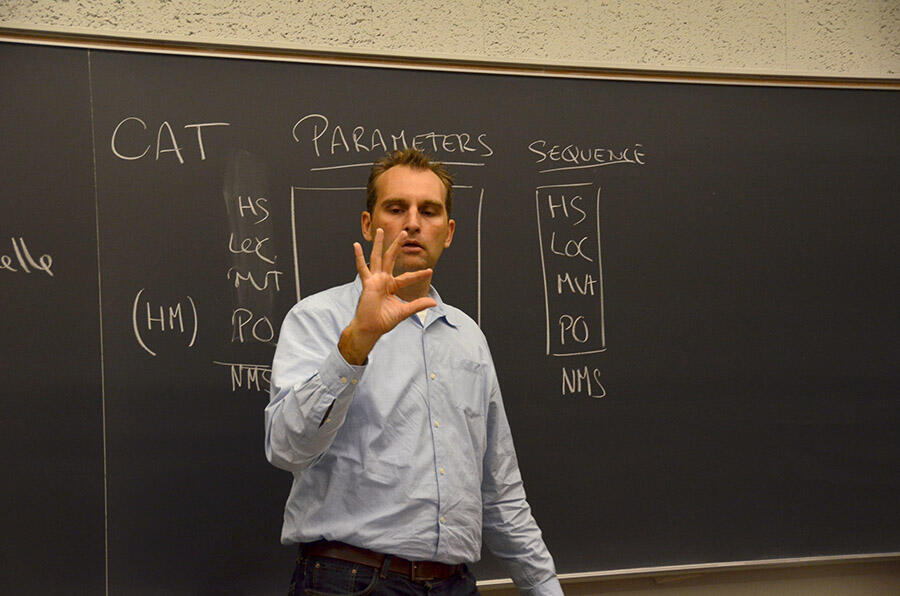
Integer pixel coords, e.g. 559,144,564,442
265,302,365,474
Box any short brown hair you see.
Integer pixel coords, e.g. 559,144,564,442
366,149,454,216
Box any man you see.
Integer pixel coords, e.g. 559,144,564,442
266,149,562,595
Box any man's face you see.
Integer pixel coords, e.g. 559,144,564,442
361,165,455,275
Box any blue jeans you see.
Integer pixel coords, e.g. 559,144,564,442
288,552,481,595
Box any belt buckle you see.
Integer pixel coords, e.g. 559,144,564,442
410,561,424,582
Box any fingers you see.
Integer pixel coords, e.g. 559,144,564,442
369,228,383,272
353,242,369,279
382,230,407,274
393,268,432,289
403,297,437,317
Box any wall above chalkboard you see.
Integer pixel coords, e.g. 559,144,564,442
1,39,897,594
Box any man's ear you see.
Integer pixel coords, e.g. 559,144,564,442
361,211,373,242
444,219,456,248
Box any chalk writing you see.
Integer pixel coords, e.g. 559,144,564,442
231,308,275,344
528,139,646,173
561,366,606,399
547,193,587,225
228,233,276,264
236,195,270,224
535,183,606,359
292,113,493,158
1,237,53,276
213,361,272,392
550,232,594,262
559,314,591,345
557,272,598,296
131,289,197,356
226,267,283,292
220,156,282,384
111,117,230,163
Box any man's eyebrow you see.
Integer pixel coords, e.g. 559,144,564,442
419,199,445,210
377,198,407,210
379,198,445,210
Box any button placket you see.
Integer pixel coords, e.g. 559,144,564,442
424,330,447,551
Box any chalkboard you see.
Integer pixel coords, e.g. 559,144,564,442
2,41,898,594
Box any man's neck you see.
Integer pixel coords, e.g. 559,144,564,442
395,279,431,303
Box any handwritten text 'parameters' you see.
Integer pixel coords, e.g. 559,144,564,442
292,113,494,158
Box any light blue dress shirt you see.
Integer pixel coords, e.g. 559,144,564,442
266,277,562,595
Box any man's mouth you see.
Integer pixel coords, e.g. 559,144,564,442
402,240,423,251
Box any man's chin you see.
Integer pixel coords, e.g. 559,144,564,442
394,257,433,276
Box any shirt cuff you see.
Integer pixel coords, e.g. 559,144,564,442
301,346,366,430
316,345,366,394
517,575,564,596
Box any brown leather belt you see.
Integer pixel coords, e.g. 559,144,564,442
300,541,463,582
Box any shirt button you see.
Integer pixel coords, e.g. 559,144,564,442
440,467,445,475
440,516,446,524
340,377,347,384
350,378,358,385
430,372,436,380
434,420,440,428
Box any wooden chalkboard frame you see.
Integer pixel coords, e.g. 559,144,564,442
2,26,898,90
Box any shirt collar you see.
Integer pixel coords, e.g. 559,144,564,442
352,275,459,328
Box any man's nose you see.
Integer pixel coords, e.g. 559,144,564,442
404,208,421,231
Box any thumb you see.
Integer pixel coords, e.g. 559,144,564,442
404,297,437,317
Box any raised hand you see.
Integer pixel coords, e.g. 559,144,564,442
338,228,436,365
